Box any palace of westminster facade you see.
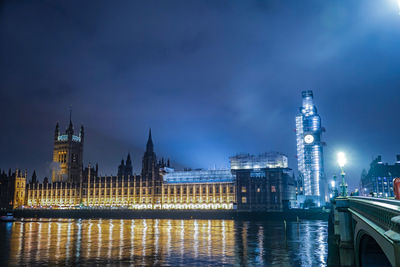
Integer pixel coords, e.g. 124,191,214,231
1,118,296,211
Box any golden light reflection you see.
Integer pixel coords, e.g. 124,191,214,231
5,219,328,266
8,219,235,265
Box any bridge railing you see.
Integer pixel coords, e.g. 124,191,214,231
348,196,400,238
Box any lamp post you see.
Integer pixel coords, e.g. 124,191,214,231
337,152,348,197
332,175,339,198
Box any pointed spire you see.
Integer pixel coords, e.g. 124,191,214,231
67,106,73,134
126,153,131,164
146,128,154,153
55,122,60,140
31,170,37,183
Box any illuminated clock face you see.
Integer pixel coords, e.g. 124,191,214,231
304,134,314,144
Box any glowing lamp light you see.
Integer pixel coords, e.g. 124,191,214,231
330,180,335,188
398,0,400,14
337,152,347,168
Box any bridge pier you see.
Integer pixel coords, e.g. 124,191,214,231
336,197,355,267
384,215,400,266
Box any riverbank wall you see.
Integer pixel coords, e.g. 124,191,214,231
10,208,329,220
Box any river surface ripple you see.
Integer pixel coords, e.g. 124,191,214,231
0,218,328,266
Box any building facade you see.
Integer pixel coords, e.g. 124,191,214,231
52,117,84,183
360,155,400,198
295,90,327,206
0,169,27,209
20,120,295,211
231,153,296,211
26,130,236,210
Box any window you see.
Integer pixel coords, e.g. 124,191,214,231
257,188,261,193
242,197,247,204
241,186,246,193
229,187,233,193
202,188,206,194
271,186,276,193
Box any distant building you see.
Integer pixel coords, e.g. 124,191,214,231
360,155,400,198
295,90,327,206
230,153,296,211
230,152,288,170
0,169,26,209
51,114,84,183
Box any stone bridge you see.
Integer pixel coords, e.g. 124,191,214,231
333,196,400,267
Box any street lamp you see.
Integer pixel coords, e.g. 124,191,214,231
337,152,348,197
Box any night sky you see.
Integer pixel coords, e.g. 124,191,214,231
1,1,400,190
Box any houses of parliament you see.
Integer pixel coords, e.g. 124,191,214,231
2,117,236,210
1,116,296,211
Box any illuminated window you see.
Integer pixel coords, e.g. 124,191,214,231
271,186,276,192
241,187,246,193
242,197,247,203
257,188,261,193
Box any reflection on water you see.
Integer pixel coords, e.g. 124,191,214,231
0,218,327,266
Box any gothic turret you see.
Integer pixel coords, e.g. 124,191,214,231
66,110,74,135
146,128,154,153
142,129,157,182
118,159,125,178
125,153,133,177
80,125,84,144
31,170,37,183
54,122,59,141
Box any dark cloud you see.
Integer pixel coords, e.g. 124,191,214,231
1,0,400,190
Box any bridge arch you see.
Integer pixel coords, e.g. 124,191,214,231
356,230,391,267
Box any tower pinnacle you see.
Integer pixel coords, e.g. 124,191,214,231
146,128,153,153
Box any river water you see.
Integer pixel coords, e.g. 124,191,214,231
0,218,328,266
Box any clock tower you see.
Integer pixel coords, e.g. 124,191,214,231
295,91,326,206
